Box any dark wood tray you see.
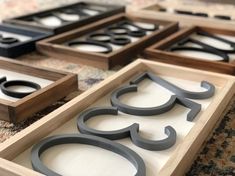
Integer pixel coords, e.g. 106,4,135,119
0,57,78,123
37,13,178,69
0,24,52,58
3,2,125,34
144,26,235,75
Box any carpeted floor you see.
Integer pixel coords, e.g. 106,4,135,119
0,0,234,175
187,97,235,175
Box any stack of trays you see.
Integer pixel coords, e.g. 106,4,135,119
0,1,234,176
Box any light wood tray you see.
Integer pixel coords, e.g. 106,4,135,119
127,1,235,30
0,59,234,175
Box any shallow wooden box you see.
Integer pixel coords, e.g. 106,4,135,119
3,2,125,34
0,24,52,58
0,59,234,176
144,26,235,75
0,57,78,123
128,1,235,30
37,13,178,69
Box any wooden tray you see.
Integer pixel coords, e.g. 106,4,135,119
0,59,234,176
3,2,125,34
127,1,235,30
0,24,52,58
144,26,235,75
0,57,78,123
37,13,178,69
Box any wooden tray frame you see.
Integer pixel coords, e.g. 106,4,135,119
0,59,234,175
0,57,78,123
37,13,178,69
3,2,125,34
0,24,52,58
127,1,235,30
143,26,235,75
